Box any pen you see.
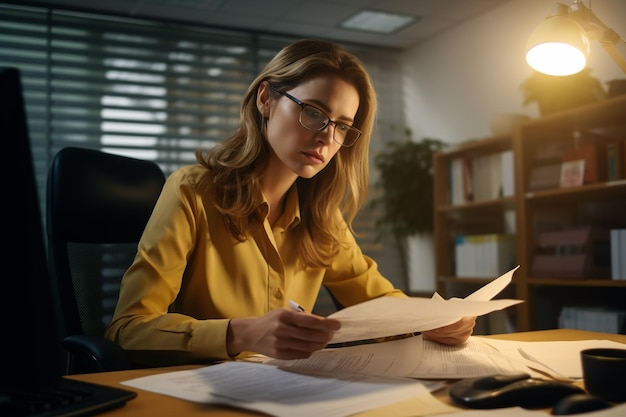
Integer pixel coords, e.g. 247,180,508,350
288,299,305,312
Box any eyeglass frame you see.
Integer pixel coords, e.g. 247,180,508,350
271,88,363,147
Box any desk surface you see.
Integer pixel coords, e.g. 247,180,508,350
68,329,626,416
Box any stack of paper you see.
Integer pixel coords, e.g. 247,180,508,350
119,265,626,417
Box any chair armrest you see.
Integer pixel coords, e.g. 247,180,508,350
62,334,132,373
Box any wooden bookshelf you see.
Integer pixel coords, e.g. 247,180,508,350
434,94,626,333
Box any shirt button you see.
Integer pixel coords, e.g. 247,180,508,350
274,290,282,299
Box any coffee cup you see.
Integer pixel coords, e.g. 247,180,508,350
581,348,626,403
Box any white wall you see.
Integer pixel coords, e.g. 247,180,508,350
402,0,626,144
400,0,626,292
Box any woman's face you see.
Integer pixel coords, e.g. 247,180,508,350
259,75,360,180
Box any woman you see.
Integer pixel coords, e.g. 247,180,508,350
105,38,475,366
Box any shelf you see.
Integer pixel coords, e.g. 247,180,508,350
437,276,500,284
437,196,515,213
439,134,511,158
527,278,626,287
518,95,626,136
525,180,626,200
434,96,626,334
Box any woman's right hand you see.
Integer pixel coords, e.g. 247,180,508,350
227,308,341,359
422,316,476,345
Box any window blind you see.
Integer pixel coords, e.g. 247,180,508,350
0,4,293,184
0,3,408,296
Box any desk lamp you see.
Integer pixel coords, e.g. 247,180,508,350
525,0,626,76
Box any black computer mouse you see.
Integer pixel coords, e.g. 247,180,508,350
551,394,613,415
449,373,585,409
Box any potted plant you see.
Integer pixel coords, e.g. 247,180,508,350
370,133,447,289
520,68,606,116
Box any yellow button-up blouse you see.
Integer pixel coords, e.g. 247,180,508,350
105,164,404,365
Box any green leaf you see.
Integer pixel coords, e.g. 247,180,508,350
371,137,447,237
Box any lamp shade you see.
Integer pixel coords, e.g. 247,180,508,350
526,15,590,76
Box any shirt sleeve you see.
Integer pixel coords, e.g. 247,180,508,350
105,166,231,365
322,216,406,307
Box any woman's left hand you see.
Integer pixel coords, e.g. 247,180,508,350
422,316,476,345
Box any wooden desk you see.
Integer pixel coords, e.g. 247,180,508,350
68,330,626,416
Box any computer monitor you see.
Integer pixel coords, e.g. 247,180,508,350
0,68,137,416
0,66,64,389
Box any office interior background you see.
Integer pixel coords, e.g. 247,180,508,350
2,0,625,329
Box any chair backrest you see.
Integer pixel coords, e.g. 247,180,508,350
46,147,166,342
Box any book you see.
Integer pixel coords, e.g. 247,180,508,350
528,162,561,190
501,150,514,197
454,233,516,277
563,130,611,184
559,306,626,333
462,156,474,202
532,228,611,279
450,158,466,205
560,159,585,187
607,141,623,181
621,229,626,281
562,144,601,184
472,153,505,201
611,229,622,280
489,152,503,198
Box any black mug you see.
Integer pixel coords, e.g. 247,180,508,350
581,348,626,403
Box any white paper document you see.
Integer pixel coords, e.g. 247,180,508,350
328,266,521,343
482,338,626,379
262,335,626,381
122,361,430,417
464,265,518,301
265,335,534,379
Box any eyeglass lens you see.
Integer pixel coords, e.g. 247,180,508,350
300,105,360,146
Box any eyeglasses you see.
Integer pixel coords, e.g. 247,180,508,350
273,89,362,147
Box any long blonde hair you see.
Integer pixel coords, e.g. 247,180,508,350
197,39,377,268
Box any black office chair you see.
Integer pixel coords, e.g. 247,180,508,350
46,147,166,374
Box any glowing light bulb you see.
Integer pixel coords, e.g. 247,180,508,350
525,14,590,76
526,42,587,76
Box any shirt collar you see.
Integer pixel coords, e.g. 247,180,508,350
258,184,301,230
